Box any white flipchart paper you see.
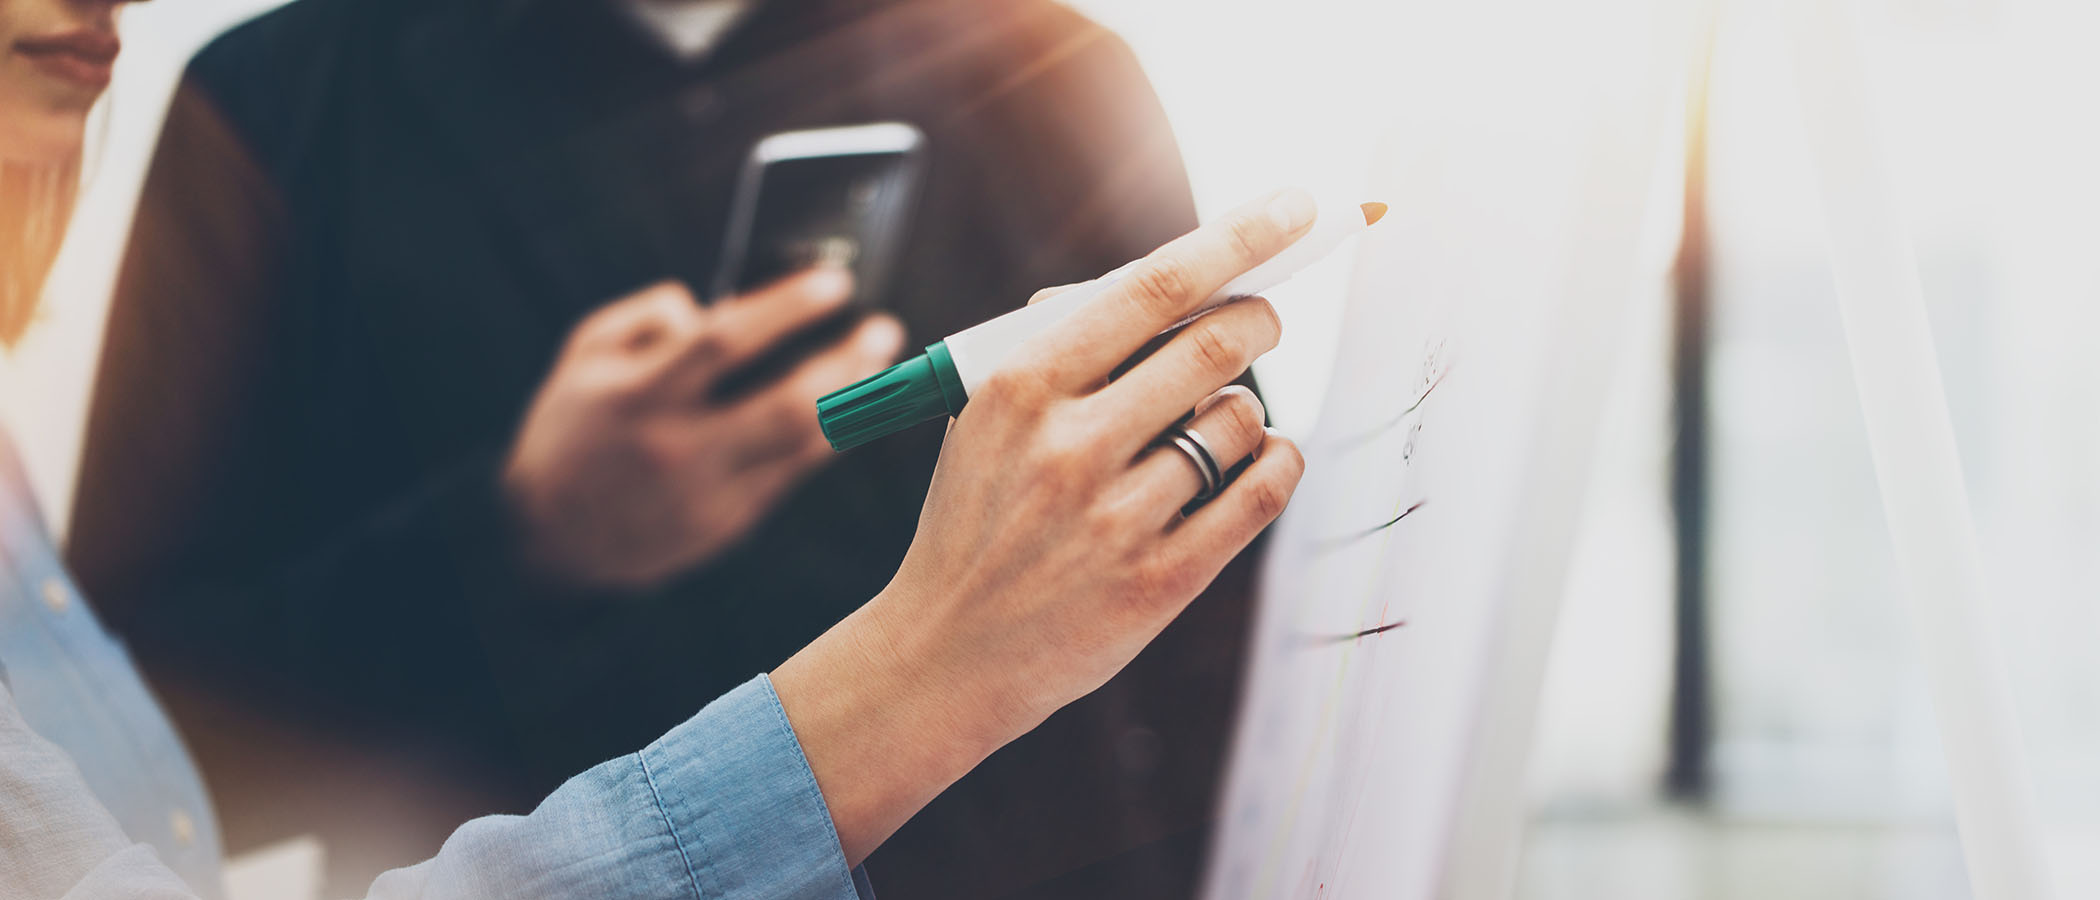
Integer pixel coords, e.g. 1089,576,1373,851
1204,3,1684,896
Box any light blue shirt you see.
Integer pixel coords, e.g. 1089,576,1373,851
0,430,874,899
0,431,224,895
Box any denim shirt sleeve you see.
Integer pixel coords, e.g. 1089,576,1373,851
4,674,873,900
366,673,873,900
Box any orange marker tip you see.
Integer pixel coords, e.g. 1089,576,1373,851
1360,202,1389,226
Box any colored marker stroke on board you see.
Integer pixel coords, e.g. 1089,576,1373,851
1255,485,1426,891
1328,359,1452,453
1249,343,1455,894
1294,619,1408,648
1310,500,1427,553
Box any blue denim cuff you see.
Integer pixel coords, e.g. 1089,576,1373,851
639,674,871,900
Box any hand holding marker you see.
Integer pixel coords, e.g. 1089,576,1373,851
817,195,1388,450
778,189,1353,863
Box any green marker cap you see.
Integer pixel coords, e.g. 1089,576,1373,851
817,340,969,451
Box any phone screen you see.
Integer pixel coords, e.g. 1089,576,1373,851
713,125,925,305
707,124,924,399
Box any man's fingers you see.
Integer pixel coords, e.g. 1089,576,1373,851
574,282,707,356
782,315,907,406
1024,188,1314,391
721,315,905,468
1088,298,1280,455
677,268,857,379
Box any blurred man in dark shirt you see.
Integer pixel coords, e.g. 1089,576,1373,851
68,0,1258,896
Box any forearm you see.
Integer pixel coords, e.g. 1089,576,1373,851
363,676,868,900
1,675,867,900
771,597,1010,866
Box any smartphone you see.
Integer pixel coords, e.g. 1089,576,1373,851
711,121,927,305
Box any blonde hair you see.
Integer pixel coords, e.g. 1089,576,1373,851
0,154,80,346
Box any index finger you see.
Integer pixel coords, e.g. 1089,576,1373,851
1021,188,1316,391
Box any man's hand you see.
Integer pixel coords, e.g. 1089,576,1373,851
503,270,905,589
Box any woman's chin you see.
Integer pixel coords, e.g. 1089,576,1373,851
0,106,86,165
0,87,88,163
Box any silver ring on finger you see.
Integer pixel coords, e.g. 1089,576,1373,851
1161,423,1224,503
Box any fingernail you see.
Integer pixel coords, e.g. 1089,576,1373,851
1266,187,1316,233
1236,386,1267,420
864,316,907,354
1254,426,1280,457
805,266,854,300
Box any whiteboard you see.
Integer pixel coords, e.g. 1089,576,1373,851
1203,3,1685,896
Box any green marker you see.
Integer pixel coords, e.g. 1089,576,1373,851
819,198,1386,451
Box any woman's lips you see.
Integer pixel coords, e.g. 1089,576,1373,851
14,29,121,90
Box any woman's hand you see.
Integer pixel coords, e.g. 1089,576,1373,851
772,188,1315,864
